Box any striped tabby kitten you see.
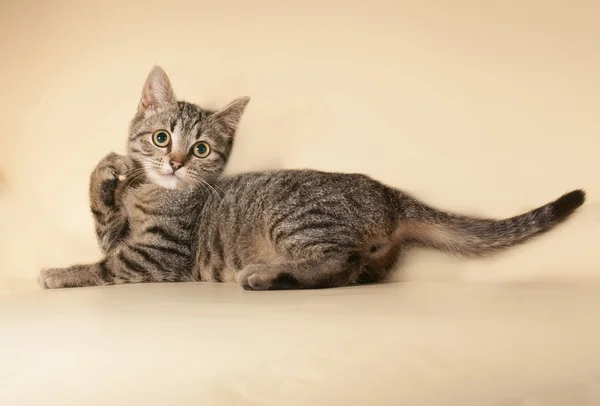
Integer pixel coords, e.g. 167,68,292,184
39,66,586,290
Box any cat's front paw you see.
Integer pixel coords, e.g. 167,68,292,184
91,152,135,207
38,268,64,289
39,263,106,289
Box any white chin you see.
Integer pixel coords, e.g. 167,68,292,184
148,172,184,189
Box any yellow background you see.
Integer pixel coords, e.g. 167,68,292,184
1,0,598,293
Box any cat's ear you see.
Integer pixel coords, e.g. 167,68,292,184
138,66,176,113
211,97,250,137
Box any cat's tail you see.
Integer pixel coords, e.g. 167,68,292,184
398,189,585,256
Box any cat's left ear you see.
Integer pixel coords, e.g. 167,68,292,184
211,97,250,137
138,65,176,113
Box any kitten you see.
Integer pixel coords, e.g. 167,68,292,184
38,66,586,290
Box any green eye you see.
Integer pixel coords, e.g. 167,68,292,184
193,142,211,158
152,130,171,147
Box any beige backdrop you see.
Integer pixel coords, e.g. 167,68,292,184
0,0,599,294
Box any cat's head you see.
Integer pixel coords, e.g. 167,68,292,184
128,66,249,190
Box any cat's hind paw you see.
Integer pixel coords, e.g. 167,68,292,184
237,264,301,291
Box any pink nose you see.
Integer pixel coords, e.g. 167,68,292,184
169,160,183,171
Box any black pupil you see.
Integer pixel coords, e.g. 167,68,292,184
196,143,207,155
156,132,168,144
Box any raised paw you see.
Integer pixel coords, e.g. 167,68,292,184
237,264,301,291
91,152,136,207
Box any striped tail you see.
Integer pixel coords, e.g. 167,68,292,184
400,190,585,256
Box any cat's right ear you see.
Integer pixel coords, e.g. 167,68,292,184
138,66,176,114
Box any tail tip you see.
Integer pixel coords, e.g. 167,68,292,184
552,189,586,218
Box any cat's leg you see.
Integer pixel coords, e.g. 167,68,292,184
237,257,359,291
38,247,157,289
236,235,409,291
39,255,157,289
39,259,121,289
89,152,136,253
39,242,193,289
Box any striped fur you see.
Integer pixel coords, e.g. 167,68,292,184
39,67,586,290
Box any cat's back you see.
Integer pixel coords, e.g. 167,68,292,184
216,169,380,202
209,168,399,227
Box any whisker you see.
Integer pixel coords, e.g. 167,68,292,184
190,176,212,199
211,182,226,195
121,166,150,191
186,169,219,199
198,177,222,200
121,170,145,182
121,167,144,175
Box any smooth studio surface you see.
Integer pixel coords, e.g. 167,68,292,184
1,281,600,406
1,1,599,405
